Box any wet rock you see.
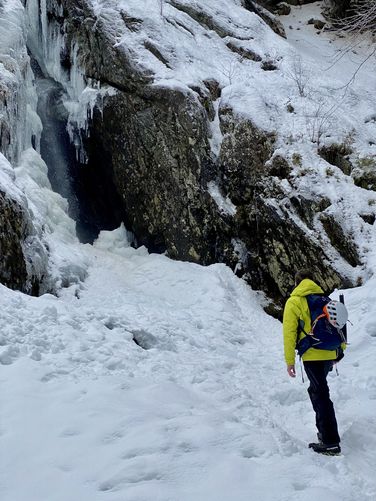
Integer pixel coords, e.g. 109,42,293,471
89,86,225,264
0,190,28,291
62,1,153,92
217,109,343,297
290,195,331,230
203,79,222,100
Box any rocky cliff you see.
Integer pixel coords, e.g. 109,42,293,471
24,0,375,304
2,0,375,304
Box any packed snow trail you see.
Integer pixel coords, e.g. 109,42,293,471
1,226,376,501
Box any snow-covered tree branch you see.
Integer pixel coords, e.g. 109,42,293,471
327,0,376,34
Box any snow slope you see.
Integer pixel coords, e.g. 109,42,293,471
1,224,376,501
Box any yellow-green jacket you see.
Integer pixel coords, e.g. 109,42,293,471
283,278,343,365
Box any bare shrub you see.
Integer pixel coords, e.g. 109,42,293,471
286,55,310,97
304,99,338,148
219,57,241,86
327,1,376,33
325,1,376,88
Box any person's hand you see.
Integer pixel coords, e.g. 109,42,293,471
287,364,296,378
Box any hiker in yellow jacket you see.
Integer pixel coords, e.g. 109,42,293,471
283,269,342,455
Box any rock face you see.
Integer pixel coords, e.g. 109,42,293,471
0,190,28,291
216,110,344,296
34,0,360,305
0,189,42,294
88,87,226,262
88,87,345,299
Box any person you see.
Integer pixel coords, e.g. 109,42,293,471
283,269,343,455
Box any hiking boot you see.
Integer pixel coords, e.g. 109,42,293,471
308,442,341,456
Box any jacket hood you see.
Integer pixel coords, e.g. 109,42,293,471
290,278,323,297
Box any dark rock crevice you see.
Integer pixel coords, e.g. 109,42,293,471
30,55,125,244
143,40,172,69
318,143,353,175
242,0,286,38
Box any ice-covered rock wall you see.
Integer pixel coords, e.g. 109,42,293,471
0,0,48,293
0,0,91,293
25,0,130,242
0,0,41,163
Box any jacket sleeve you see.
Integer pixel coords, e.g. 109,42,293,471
283,298,300,365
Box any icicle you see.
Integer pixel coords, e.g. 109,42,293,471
22,2,119,164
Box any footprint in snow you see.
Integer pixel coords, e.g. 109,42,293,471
59,428,82,438
40,369,70,382
0,345,20,365
365,322,376,338
102,429,125,444
272,388,306,406
292,482,307,492
98,469,161,492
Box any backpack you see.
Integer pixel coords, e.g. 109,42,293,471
296,294,348,357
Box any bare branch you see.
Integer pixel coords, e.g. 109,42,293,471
325,1,376,88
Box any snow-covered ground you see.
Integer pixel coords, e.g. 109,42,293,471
1,1,376,499
1,224,376,501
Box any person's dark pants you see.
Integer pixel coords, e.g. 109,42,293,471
303,360,340,445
